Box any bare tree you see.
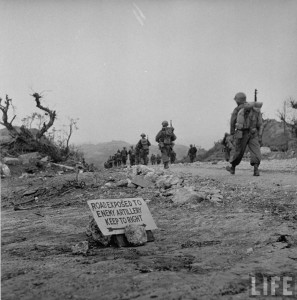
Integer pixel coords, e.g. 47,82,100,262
0,95,19,136
65,118,79,154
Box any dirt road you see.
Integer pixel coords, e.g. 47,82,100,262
1,160,297,299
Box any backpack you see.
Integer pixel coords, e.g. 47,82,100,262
140,138,149,150
163,127,174,145
235,102,263,130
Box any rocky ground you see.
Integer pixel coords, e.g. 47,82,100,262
1,158,297,300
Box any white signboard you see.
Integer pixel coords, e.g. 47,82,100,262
87,198,157,236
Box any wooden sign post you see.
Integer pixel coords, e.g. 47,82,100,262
87,198,157,246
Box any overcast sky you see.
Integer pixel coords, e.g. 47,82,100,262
1,0,296,149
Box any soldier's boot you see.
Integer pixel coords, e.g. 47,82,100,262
253,164,260,176
226,165,235,175
164,162,169,169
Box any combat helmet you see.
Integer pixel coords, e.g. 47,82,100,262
140,133,146,137
234,92,247,104
162,120,169,127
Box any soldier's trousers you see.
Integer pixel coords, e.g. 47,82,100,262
189,155,195,163
129,157,135,166
140,150,149,165
230,131,261,167
160,146,172,163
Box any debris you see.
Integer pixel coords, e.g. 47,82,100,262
3,157,21,165
22,188,39,197
124,224,147,246
51,163,75,170
86,217,111,247
116,179,129,187
246,247,253,254
0,163,11,177
172,188,204,204
131,175,153,188
71,241,89,255
19,152,41,164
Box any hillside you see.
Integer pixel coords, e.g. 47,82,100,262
79,140,189,167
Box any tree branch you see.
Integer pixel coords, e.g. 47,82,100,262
32,92,56,139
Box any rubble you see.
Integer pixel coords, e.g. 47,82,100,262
71,241,89,255
3,157,21,165
172,188,204,204
86,217,111,247
0,163,11,177
124,224,147,246
19,152,41,164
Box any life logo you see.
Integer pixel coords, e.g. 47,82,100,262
250,275,296,297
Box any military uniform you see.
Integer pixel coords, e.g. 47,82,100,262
121,147,128,166
226,92,263,176
150,154,156,165
156,154,161,165
188,145,197,163
170,150,176,164
155,121,177,169
136,134,151,165
128,146,136,166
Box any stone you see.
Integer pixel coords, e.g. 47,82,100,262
86,217,111,247
127,182,137,188
19,152,41,164
172,188,203,204
104,182,116,188
144,172,158,183
71,241,89,255
246,247,253,254
3,157,21,165
116,179,129,187
0,163,11,177
40,156,49,162
131,165,154,176
131,175,153,188
124,224,147,246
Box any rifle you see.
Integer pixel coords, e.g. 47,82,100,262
254,89,257,102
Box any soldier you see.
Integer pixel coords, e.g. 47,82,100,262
170,150,176,164
128,146,136,166
156,154,161,165
226,92,263,176
112,154,117,167
116,150,122,167
135,144,141,165
155,120,177,169
136,133,151,165
150,153,156,165
121,147,128,166
187,144,197,163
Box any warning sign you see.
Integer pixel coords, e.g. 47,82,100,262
87,198,157,236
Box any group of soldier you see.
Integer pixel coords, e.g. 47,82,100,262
104,129,177,169
104,91,263,175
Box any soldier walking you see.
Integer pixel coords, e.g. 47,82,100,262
116,150,122,167
170,150,176,164
155,120,177,169
226,92,263,176
136,134,151,165
156,154,161,165
128,146,136,166
121,147,128,166
150,154,156,165
187,144,197,163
